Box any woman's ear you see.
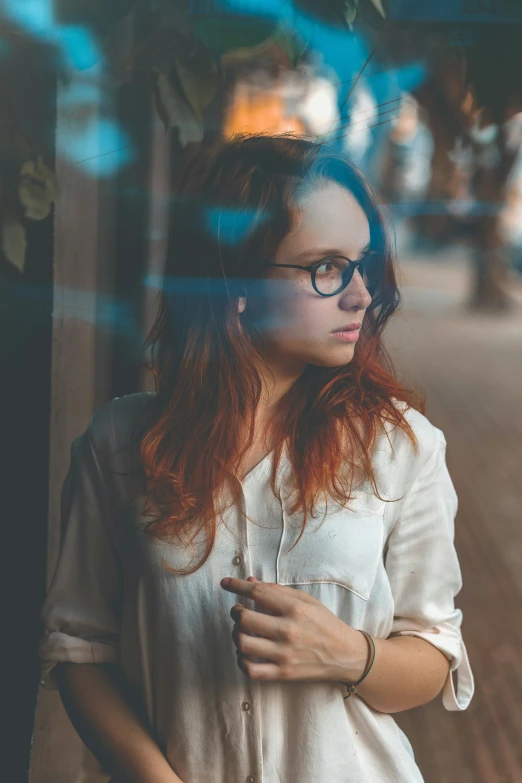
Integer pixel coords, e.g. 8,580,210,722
237,296,247,314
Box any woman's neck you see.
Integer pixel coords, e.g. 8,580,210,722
236,357,302,462
255,351,306,416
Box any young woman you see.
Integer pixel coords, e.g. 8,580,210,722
39,134,474,783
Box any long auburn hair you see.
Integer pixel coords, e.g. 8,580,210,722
138,133,423,574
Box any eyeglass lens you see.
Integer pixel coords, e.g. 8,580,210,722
313,257,357,296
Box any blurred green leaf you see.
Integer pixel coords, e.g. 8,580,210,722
131,27,218,124
1,212,26,273
344,0,359,26
369,0,386,18
154,70,204,146
18,156,59,221
175,41,218,121
220,23,307,70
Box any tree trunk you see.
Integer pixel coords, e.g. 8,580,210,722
470,213,510,311
470,149,513,311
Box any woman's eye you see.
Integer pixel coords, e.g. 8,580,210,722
316,260,339,276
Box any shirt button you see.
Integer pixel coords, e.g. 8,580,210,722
246,776,256,783
241,700,251,711
232,555,243,565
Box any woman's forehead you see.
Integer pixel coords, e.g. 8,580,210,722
281,182,371,259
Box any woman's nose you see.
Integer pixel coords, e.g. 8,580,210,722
339,269,372,311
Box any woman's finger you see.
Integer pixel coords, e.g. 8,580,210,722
230,603,288,641
236,657,282,681
232,624,281,662
221,577,312,614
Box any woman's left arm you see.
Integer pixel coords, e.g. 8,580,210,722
358,431,475,713
342,629,452,714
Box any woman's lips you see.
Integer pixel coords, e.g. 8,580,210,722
332,322,361,332
331,324,361,343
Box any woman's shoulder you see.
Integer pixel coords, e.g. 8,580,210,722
87,391,158,457
379,398,447,471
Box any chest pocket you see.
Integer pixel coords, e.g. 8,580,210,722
276,489,385,601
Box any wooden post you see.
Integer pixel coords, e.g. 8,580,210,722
29,60,118,783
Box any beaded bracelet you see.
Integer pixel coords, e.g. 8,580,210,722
339,630,376,700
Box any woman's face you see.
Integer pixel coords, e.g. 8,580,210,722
242,181,373,374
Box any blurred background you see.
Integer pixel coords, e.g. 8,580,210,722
1,1,521,781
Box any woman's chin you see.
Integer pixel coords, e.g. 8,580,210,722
309,349,356,369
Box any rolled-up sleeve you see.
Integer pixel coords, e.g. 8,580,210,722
39,417,122,690
384,432,475,711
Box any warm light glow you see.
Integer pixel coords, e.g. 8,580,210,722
223,82,305,138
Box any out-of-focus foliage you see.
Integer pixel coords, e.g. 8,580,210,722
294,0,386,28
127,10,306,143
0,132,56,273
5,0,522,308
18,157,59,221
1,213,27,274
0,0,385,181
130,25,218,141
125,0,385,142
218,22,307,70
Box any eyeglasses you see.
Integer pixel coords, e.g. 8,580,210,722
262,253,376,297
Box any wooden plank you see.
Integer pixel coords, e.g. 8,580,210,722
389,257,522,783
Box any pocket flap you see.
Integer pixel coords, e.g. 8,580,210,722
276,498,385,601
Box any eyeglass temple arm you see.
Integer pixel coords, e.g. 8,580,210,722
264,259,362,272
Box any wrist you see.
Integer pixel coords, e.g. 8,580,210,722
334,626,371,684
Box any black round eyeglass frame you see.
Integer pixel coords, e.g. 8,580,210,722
262,253,374,298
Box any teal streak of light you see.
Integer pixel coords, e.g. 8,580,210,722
55,25,102,71
59,118,133,177
1,0,54,36
205,207,270,245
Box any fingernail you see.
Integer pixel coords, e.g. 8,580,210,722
221,577,232,586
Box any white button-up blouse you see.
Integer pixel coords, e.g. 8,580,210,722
39,392,475,783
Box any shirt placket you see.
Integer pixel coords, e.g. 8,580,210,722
233,478,265,783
